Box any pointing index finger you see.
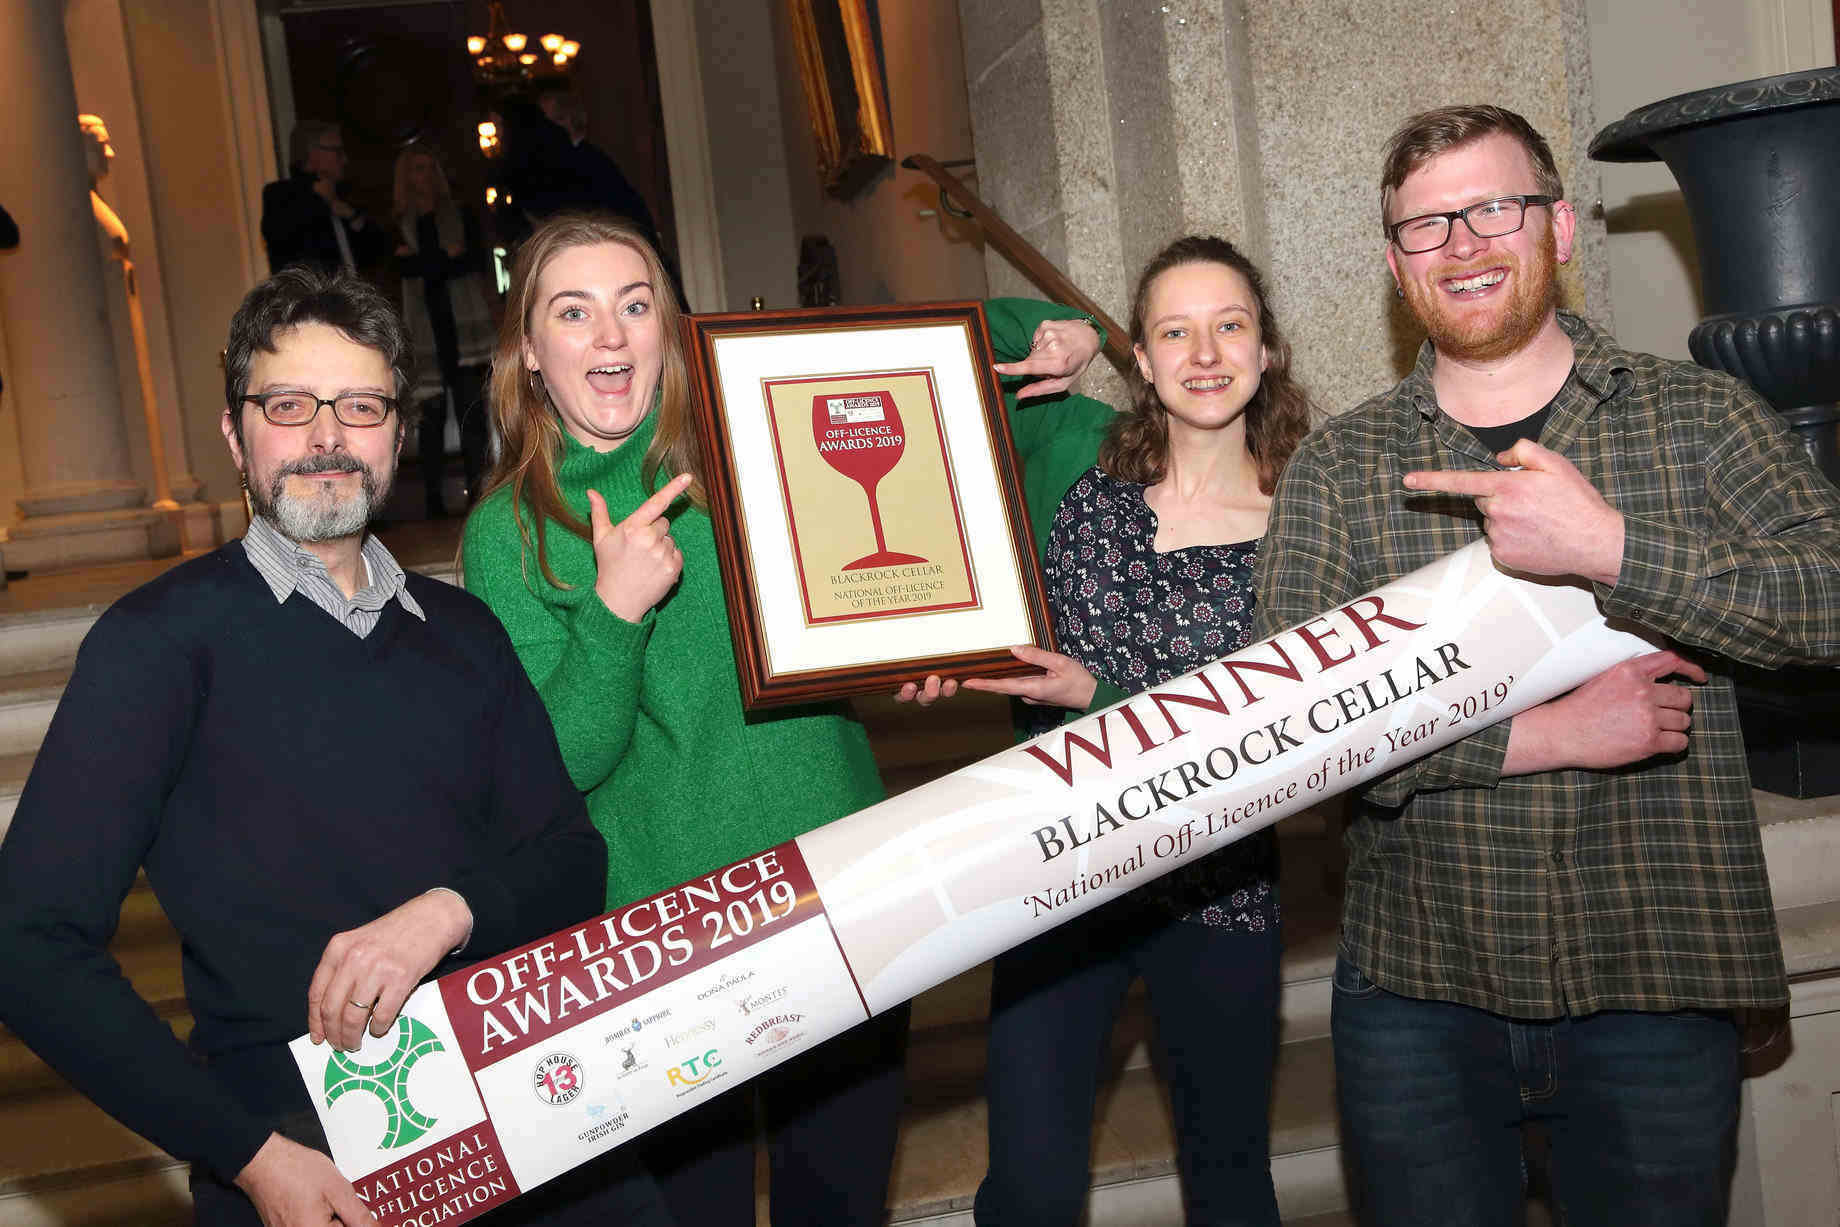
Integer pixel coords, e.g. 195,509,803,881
622,471,694,527
1402,469,1513,498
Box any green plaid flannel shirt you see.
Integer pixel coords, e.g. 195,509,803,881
1253,313,1840,1016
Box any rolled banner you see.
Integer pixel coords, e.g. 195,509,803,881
290,541,1658,1224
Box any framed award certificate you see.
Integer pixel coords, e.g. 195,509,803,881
683,302,1055,708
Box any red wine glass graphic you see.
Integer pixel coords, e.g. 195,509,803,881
813,391,928,570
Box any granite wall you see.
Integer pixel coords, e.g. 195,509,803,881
959,0,1611,415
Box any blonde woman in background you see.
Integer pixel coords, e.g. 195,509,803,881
393,144,495,516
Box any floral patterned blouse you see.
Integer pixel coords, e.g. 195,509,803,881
1033,466,1278,932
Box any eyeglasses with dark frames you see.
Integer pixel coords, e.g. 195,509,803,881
1386,194,1559,254
241,392,399,428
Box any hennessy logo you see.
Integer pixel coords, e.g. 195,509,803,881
323,1016,445,1149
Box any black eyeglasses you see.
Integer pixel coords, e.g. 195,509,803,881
241,392,398,428
1386,194,1559,254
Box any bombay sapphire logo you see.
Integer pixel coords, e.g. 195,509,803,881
323,1016,445,1149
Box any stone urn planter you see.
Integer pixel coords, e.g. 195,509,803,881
1591,69,1840,797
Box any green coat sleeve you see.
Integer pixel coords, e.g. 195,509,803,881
983,297,1119,550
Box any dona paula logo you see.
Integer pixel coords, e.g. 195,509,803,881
736,985,790,1018
323,1016,445,1149
696,969,757,1001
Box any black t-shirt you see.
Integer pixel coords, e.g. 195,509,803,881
1465,401,1554,455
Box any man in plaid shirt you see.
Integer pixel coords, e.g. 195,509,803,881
1254,104,1840,1226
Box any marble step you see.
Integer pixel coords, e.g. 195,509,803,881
0,671,64,760
0,1089,190,1225
1754,791,1840,981
0,1164,191,1227
0,609,100,680
1756,791,1840,913
0,752,29,835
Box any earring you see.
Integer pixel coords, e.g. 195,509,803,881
1395,284,1404,299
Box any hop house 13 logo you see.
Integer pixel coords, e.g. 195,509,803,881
533,1052,585,1106
323,1016,445,1149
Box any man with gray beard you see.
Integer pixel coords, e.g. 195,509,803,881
0,268,668,1226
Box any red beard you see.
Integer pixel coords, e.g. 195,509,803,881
1404,224,1559,363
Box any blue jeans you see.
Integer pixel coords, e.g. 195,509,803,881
1331,955,1739,1227
975,904,1282,1227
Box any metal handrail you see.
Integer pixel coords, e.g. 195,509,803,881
902,153,1131,369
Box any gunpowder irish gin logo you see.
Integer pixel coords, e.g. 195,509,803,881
323,1016,447,1148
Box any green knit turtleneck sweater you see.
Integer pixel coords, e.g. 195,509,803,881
462,412,883,909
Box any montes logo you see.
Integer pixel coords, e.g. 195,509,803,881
323,1016,446,1149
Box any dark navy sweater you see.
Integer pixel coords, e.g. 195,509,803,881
0,545,606,1182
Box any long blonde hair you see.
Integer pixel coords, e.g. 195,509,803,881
475,213,701,589
391,146,461,243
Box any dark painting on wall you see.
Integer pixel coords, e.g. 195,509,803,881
783,0,894,199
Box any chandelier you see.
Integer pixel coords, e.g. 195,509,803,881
466,1,579,87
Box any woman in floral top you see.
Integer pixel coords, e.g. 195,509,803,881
962,236,1315,1226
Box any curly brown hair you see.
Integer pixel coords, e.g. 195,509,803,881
1099,235,1313,494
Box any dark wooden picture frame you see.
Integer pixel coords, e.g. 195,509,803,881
782,0,895,198
683,303,1057,709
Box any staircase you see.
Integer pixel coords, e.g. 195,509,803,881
3,550,1838,1227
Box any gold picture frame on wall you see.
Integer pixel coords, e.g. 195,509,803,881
783,0,895,198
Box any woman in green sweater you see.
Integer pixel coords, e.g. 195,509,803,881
461,214,897,1226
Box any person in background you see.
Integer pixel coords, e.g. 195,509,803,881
261,120,386,277
1255,103,1840,1226
393,144,495,516
902,237,1315,1226
462,212,903,1226
496,90,686,309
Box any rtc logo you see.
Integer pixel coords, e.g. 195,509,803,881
666,1049,723,1090
533,1052,585,1105
323,1016,445,1149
